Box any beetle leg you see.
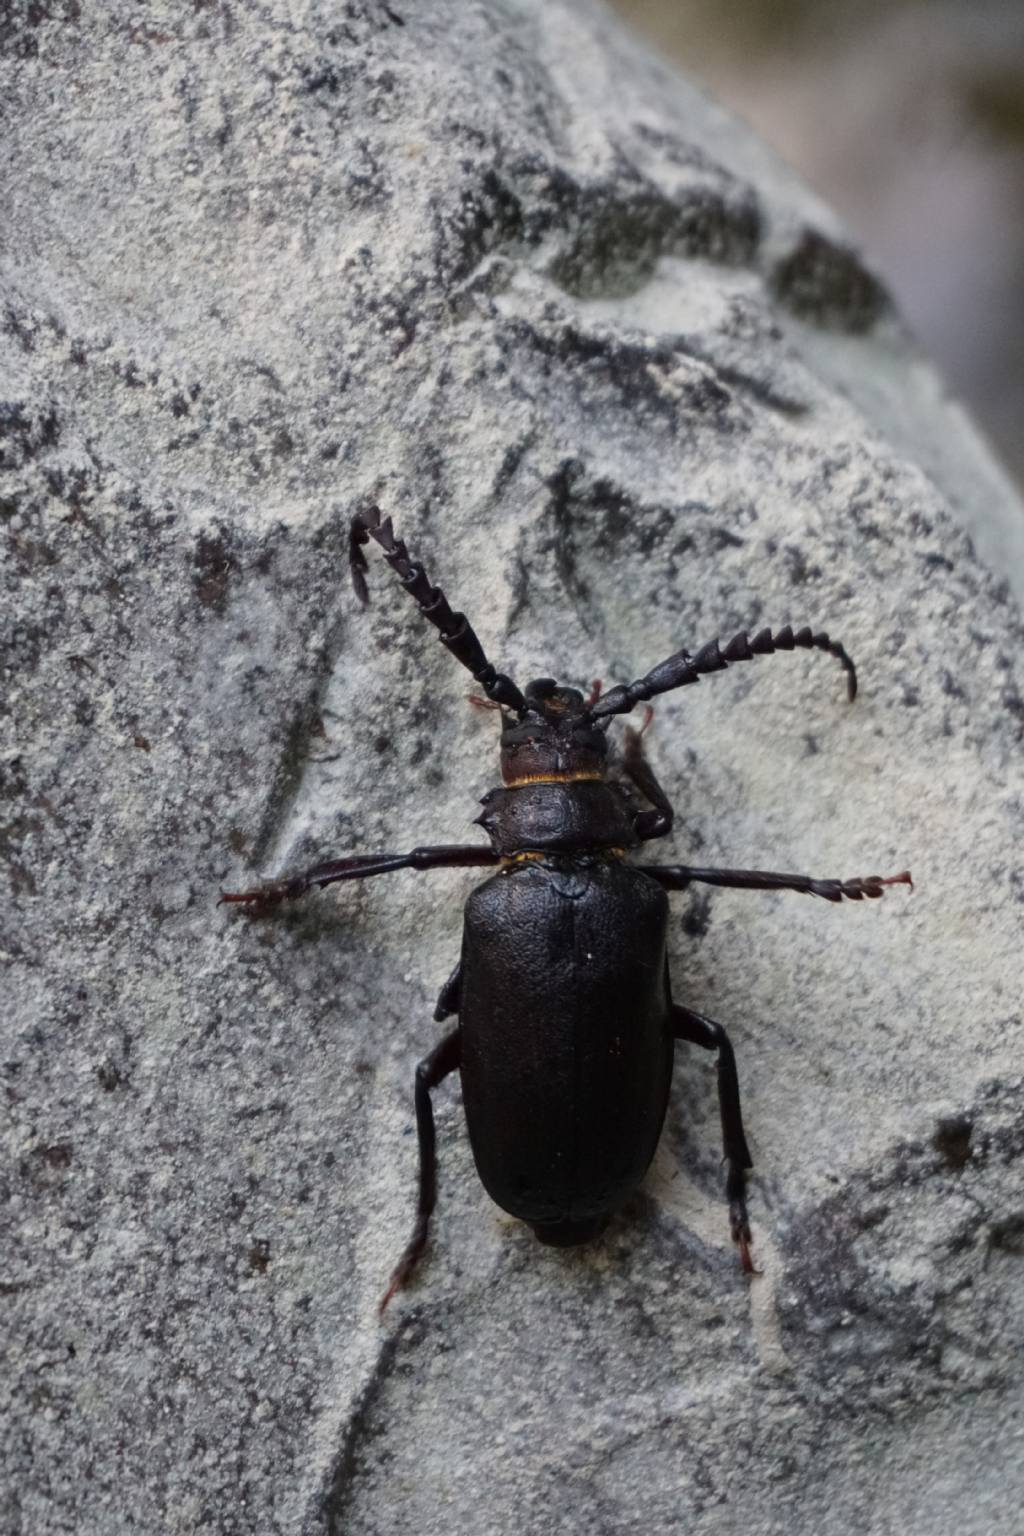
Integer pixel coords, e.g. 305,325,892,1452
671,1004,756,1274
642,864,912,903
433,961,462,1022
219,844,500,910
380,1027,461,1314
621,709,675,841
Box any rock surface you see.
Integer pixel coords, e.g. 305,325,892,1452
3,2,1023,1533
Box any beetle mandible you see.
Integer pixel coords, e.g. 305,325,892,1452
222,505,911,1310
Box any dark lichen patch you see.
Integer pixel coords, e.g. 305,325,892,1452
708,526,744,552
507,314,734,431
779,1080,1024,1404
22,1142,74,1180
248,1238,272,1275
783,543,823,586
988,1215,1024,1255
1002,687,1024,737
769,229,891,334
45,464,97,517
322,1328,407,1535
687,351,809,419
1,804,46,895
682,889,713,939
3,304,42,350
0,399,61,470
542,464,750,637
544,170,761,300
444,168,527,284
114,359,149,390
567,476,675,560
0,0,75,60
192,530,236,612
8,532,59,573
315,0,407,48
491,433,536,502
96,1061,127,1092
0,757,29,802
933,1114,973,1169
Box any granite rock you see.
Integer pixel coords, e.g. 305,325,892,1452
3,2,1023,1533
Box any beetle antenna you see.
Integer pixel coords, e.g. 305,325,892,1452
350,505,526,713
590,626,857,719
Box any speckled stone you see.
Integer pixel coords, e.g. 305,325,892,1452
3,3,1023,1534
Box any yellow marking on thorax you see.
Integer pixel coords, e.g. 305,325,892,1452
502,771,604,788
499,847,627,869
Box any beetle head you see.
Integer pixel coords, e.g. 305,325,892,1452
499,677,608,785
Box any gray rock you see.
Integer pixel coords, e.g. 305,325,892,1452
3,2,1023,1533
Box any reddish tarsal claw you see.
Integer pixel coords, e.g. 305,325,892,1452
378,1275,402,1316
737,1231,761,1276
378,1214,429,1315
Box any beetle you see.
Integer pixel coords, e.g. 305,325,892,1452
222,505,911,1310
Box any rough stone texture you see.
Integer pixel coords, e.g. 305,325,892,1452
3,3,1023,1534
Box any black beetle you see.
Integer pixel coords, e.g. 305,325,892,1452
222,506,911,1309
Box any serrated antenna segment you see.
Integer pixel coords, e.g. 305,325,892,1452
349,505,525,712
591,625,857,718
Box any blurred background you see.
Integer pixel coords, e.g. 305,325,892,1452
611,0,1024,489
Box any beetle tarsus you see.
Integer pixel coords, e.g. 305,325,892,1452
727,1168,758,1275
829,870,914,901
878,869,913,891
218,877,302,910
379,1216,428,1315
735,1226,758,1276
